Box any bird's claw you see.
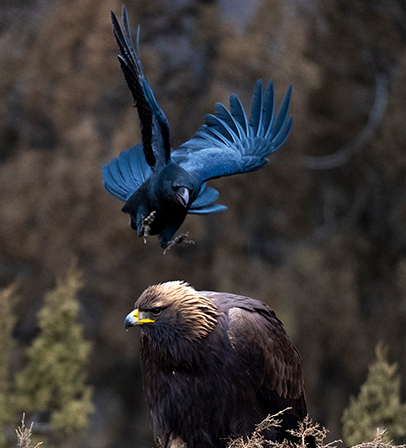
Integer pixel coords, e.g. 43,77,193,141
163,232,195,254
141,211,156,243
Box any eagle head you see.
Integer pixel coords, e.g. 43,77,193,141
124,281,218,342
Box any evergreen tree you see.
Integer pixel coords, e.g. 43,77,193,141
15,265,93,439
0,285,17,447
342,344,406,446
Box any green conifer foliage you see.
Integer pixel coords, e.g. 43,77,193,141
15,266,93,437
0,285,17,446
342,344,406,446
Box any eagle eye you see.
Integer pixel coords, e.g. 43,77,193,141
150,308,162,316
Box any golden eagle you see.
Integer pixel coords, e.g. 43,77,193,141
125,281,310,447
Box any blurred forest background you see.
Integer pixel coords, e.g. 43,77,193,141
0,0,405,446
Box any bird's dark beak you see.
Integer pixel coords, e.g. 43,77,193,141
124,309,155,331
175,187,189,208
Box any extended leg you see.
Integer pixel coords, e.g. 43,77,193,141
140,211,156,243
163,231,195,254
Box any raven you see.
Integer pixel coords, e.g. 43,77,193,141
103,6,292,249
124,281,312,448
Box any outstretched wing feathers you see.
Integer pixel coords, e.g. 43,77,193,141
122,5,138,55
103,80,291,203
111,7,171,167
273,118,293,150
262,80,275,136
202,115,235,146
143,80,167,131
102,144,152,202
105,8,294,238
269,84,292,139
102,164,128,200
189,203,228,214
214,103,243,141
121,143,151,185
191,183,218,208
189,184,228,214
102,145,226,214
173,81,292,184
229,94,249,136
111,9,155,167
249,79,263,136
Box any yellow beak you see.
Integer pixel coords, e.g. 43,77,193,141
124,309,155,330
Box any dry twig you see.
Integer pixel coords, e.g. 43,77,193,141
16,414,43,448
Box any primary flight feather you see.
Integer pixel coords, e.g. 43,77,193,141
124,281,313,448
103,5,293,249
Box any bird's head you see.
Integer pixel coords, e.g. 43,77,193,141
172,185,189,208
124,281,218,342
154,162,195,209
170,173,195,208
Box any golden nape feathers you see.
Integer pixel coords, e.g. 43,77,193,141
133,281,219,340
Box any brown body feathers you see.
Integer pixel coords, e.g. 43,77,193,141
124,281,311,448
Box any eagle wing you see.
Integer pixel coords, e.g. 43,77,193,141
227,304,307,425
172,80,292,185
227,306,304,397
204,291,306,422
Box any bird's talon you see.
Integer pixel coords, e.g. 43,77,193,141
141,211,156,243
163,232,194,254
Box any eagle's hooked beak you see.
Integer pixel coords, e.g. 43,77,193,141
175,187,189,208
124,309,155,331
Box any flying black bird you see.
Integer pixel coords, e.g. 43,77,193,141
103,6,292,249
125,281,311,448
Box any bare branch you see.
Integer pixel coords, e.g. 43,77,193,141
299,74,388,170
351,428,406,448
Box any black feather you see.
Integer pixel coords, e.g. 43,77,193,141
103,9,293,249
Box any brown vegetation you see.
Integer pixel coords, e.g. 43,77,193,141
0,0,405,446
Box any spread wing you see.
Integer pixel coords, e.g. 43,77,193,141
102,144,226,214
188,183,227,214
102,144,151,201
111,6,170,168
172,80,292,184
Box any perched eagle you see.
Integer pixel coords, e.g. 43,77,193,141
103,6,292,250
125,281,311,448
